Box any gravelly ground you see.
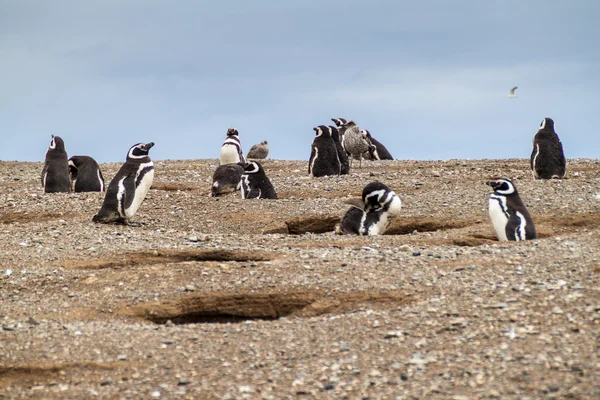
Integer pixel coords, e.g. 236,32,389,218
0,158,599,399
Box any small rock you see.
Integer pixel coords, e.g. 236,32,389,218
150,390,161,398
188,236,198,243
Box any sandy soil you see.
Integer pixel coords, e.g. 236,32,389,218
0,158,599,399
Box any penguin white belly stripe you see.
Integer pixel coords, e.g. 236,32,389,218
126,163,154,218
97,170,105,192
310,147,319,175
116,177,127,218
515,211,526,241
220,145,240,164
531,144,540,178
489,196,509,241
241,175,249,198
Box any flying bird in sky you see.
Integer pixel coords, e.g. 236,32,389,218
508,86,518,98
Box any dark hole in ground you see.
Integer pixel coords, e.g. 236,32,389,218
0,212,78,224
123,289,414,324
151,182,203,191
385,217,483,235
60,249,277,270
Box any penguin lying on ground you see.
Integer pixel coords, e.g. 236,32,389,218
336,181,402,235
487,177,537,241
69,155,105,192
241,161,277,199
41,135,70,193
211,163,244,196
93,142,155,225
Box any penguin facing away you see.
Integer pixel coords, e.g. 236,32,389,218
68,155,105,192
486,178,537,241
336,181,402,236
240,161,277,199
93,142,155,224
220,128,246,165
41,135,70,193
211,163,244,196
329,125,350,175
363,130,394,160
530,117,566,179
247,140,269,159
332,117,348,148
308,125,341,177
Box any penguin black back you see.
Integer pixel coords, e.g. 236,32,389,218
363,130,394,160
487,178,537,241
241,161,277,199
530,117,566,179
41,135,70,193
329,126,350,175
69,156,105,192
93,142,155,224
308,125,340,177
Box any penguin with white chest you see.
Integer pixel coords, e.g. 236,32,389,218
308,125,340,177
241,161,277,199
41,135,70,193
211,163,244,196
69,156,105,192
487,178,537,241
220,128,246,165
336,181,402,236
93,142,155,224
530,117,566,179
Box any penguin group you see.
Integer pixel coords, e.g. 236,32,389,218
37,115,567,240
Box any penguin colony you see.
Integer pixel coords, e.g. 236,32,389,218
40,116,565,239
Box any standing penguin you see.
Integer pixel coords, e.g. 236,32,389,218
220,128,246,165
530,118,566,179
363,130,394,160
308,125,341,177
92,142,155,224
331,117,348,147
68,156,105,192
211,163,244,196
41,135,70,193
342,121,375,168
336,181,402,235
486,178,537,241
241,161,277,199
247,140,269,159
329,126,350,175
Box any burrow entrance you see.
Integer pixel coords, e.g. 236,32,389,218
122,289,414,324
0,211,79,224
59,249,277,270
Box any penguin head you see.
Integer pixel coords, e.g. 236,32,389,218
362,129,373,139
68,159,78,180
242,160,263,174
127,142,154,160
486,178,517,196
48,135,66,152
227,128,239,137
313,125,331,138
328,126,340,142
362,181,397,211
331,117,347,127
539,118,555,131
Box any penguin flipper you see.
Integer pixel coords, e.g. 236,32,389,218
121,175,136,212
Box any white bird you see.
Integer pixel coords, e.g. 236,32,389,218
508,86,518,98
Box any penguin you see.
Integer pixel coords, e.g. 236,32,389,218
331,117,348,146
211,163,244,196
220,128,246,165
68,155,105,192
341,121,375,168
331,117,347,128
240,160,277,199
247,140,269,159
92,142,155,224
530,118,566,179
486,178,537,241
41,135,70,193
362,130,394,160
308,125,341,178
336,181,402,235
329,126,350,175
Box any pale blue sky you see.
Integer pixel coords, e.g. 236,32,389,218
1,1,598,162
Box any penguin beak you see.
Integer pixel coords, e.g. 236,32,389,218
145,142,155,150
485,180,498,188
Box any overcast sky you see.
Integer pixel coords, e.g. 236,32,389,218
1,1,598,162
